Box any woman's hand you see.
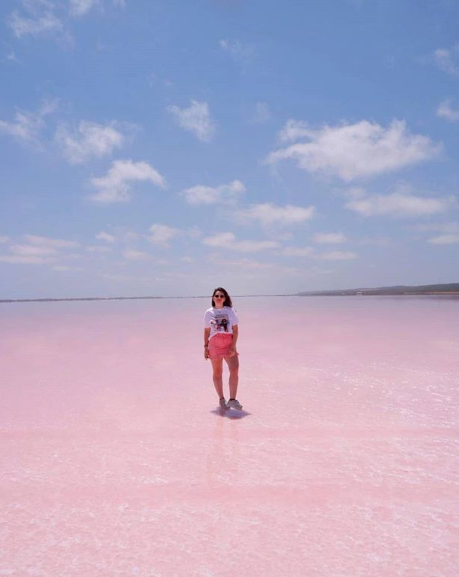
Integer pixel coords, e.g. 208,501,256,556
229,347,238,358
204,346,209,360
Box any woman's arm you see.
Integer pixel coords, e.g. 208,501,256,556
204,327,211,359
230,324,238,355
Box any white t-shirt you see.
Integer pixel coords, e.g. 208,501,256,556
204,306,239,340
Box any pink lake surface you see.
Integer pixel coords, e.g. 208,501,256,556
1,295,459,577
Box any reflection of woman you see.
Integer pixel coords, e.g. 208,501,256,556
204,287,242,410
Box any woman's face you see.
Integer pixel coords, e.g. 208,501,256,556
213,290,226,305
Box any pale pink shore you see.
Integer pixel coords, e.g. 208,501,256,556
1,296,459,576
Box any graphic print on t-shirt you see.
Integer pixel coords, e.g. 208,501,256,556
211,312,230,333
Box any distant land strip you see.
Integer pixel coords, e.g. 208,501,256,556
297,283,459,296
1,283,458,303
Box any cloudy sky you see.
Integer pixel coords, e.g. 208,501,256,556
1,0,459,298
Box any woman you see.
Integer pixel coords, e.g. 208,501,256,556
204,287,242,410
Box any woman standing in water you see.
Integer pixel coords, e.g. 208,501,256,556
204,287,242,410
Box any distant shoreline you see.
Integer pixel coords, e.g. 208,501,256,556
0,295,288,304
299,292,459,297
297,283,459,297
2,288,459,304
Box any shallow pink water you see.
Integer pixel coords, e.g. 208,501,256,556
1,296,459,577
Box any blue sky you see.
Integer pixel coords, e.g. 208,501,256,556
1,0,459,298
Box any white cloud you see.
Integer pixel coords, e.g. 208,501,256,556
183,180,245,205
55,121,124,164
202,232,244,248
123,249,150,260
104,227,139,243
436,99,459,122
277,119,310,143
96,231,116,243
0,236,10,243
410,221,459,234
428,234,459,245
345,188,455,217
412,223,459,250
98,272,148,283
203,232,279,253
39,98,59,115
219,39,255,68
210,256,275,270
52,265,76,271
86,245,112,252
0,99,58,147
23,234,79,248
8,6,63,38
0,254,51,264
5,51,20,63
68,0,124,17
0,233,80,265
90,160,166,203
282,246,315,257
433,46,459,76
8,0,124,44
0,110,44,145
69,0,99,17
4,236,83,268
235,203,315,226
10,244,58,256
148,224,180,247
267,120,440,181
316,251,357,261
209,256,301,277
313,232,347,244
345,186,366,199
167,100,215,142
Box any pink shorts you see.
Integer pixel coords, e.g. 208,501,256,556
208,333,234,359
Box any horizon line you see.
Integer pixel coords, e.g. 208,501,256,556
0,294,294,304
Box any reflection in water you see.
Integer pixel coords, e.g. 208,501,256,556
205,410,243,488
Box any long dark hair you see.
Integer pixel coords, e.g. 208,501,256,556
211,287,233,308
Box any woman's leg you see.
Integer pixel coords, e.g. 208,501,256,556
210,358,224,398
225,355,239,399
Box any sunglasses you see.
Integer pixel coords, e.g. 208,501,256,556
214,294,225,298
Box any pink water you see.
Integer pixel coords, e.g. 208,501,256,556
1,296,459,577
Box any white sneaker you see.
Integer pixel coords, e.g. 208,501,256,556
227,399,243,410
219,398,228,410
